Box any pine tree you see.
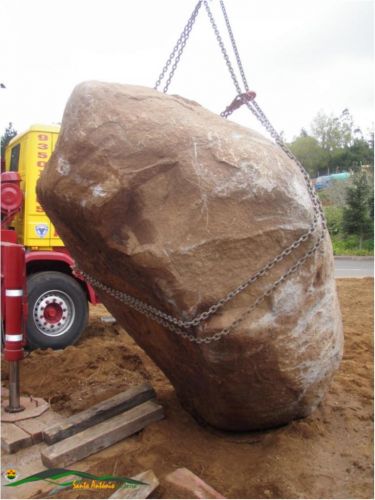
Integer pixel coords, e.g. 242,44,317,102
342,171,373,249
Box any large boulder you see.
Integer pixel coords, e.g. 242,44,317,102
37,81,343,431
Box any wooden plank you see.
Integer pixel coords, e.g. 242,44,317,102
165,468,226,499
1,423,33,453
43,383,155,444
15,410,65,444
41,400,164,468
110,470,159,499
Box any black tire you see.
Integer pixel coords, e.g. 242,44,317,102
26,271,88,350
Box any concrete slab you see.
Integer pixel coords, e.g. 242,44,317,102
1,397,49,423
165,468,226,499
1,443,51,500
14,410,65,445
1,423,33,454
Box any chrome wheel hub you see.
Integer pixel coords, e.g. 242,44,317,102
33,290,75,337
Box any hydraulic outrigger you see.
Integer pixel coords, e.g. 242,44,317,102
1,172,26,413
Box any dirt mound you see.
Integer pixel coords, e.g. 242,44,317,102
1,278,373,498
1,316,150,415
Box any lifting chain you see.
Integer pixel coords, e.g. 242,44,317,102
76,0,327,345
204,0,326,228
154,1,203,93
77,229,324,345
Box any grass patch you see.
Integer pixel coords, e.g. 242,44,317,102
331,235,374,256
324,206,374,256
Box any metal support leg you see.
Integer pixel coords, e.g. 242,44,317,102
5,361,24,413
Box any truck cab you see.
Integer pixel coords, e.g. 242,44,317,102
3,124,97,349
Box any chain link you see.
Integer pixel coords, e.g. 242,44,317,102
211,0,327,232
76,212,319,332
77,228,325,344
219,0,250,92
154,1,202,93
203,0,242,95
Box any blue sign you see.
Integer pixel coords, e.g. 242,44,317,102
35,224,49,238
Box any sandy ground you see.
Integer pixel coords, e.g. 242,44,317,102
1,278,373,499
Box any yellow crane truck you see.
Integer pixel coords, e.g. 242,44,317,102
3,124,97,349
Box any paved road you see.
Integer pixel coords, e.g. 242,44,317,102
335,257,374,278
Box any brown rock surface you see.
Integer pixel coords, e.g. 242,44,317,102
37,81,343,431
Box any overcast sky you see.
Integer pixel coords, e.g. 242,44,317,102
1,0,373,142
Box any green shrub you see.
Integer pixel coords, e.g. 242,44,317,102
324,200,373,256
324,206,343,235
330,234,374,256
342,171,373,247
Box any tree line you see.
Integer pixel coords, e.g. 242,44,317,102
289,109,373,178
287,109,373,254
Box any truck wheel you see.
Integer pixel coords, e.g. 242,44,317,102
26,271,88,350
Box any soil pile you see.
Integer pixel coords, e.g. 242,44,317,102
1,321,150,415
1,278,373,498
